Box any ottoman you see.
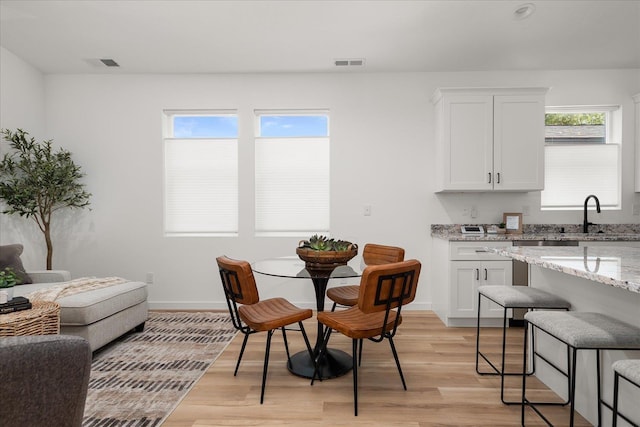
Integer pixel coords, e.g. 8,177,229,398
15,271,148,352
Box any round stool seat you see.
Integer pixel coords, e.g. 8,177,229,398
612,359,640,384
478,285,571,309
524,311,640,349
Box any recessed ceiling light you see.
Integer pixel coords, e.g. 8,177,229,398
513,3,536,20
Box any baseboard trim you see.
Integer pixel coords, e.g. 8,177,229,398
149,301,433,311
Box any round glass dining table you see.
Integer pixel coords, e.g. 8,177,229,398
252,255,362,379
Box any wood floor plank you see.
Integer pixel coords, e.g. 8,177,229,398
162,311,591,426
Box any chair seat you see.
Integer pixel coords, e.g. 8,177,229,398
525,311,640,349
317,306,401,340
326,285,359,307
612,359,640,384
239,298,312,332
478,285,570,309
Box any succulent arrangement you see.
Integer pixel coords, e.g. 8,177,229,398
299,235,355,252
0,267,17,288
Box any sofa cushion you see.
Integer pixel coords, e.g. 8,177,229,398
56,281,148,326
0,244,32,285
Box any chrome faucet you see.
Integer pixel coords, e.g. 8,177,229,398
583,194,601,233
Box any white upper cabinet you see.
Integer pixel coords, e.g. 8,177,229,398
432,87,548,192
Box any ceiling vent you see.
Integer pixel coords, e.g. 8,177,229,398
100,58,120,67
334,58,365,67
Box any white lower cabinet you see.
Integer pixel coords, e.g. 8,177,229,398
432,239,513,327
450,260,513,318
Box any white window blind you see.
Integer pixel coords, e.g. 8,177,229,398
164,138,238,235
255,137,330,235
541,144,619,209
163,110,239,236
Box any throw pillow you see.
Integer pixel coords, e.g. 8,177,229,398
0,244,33,285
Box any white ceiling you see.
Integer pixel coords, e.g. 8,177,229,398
1,0,639,74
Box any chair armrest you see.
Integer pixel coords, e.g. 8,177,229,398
28,270,71,283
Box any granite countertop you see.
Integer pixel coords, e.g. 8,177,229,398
485,245,640,294
431,224,640,242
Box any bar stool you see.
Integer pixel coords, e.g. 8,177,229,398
612,359,640,427
476,285,571,404
522,311,640,426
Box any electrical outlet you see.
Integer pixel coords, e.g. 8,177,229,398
462,208,469,217
470,206,478,218
146,272,154,284
522,205,531,216
363,205,371,216
633,204,640,216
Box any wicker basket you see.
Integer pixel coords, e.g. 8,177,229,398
296,246,358,272
0,301,60,336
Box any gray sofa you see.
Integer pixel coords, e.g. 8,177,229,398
0,335,92,427
14,270,148,351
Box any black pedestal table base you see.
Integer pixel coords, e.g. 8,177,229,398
288,348,353,379
251,256,361,380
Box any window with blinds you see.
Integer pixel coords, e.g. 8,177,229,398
541,107,620,210
255,111,330,236
163,111,238,236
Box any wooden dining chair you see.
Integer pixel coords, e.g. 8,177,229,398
216,255,314,404
326,243,405,311
311,259,421,416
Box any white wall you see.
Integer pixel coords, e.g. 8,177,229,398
0,47,47,260
1,64,639,310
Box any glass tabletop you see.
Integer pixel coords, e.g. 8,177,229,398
252,255,362,279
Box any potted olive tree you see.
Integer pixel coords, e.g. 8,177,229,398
0,129,91,269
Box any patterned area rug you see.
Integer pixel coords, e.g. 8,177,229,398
82,311,237,427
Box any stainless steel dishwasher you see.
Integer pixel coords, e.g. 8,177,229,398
511,240,579,324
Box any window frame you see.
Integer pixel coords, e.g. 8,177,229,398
254,109,331,237
541,105,621,211
162,109,239,237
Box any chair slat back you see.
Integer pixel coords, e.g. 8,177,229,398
357,259,421,314
216,256,260,305
362,243,405,266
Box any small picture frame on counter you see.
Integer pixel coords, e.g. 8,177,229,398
503,212,523,234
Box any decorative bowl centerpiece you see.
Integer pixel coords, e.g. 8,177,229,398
297,235,358,273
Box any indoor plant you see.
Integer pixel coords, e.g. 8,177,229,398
0,129,91,269
0,267,17,300
296,235,358,271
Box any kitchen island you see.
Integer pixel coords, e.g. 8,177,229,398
487,245,640,426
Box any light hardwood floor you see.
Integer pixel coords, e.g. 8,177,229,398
163,311,590,426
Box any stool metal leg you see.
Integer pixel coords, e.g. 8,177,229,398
596,350,601,427
521,321,573,426
611,370,640,427
569,347,578,427
521,322,528,426
613,370,620,427
476,292,534,405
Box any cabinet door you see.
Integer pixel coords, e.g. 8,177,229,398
493,95,545,191
450,261,480,318
441,95,493,191
450,260,513,319
480,260,513,317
